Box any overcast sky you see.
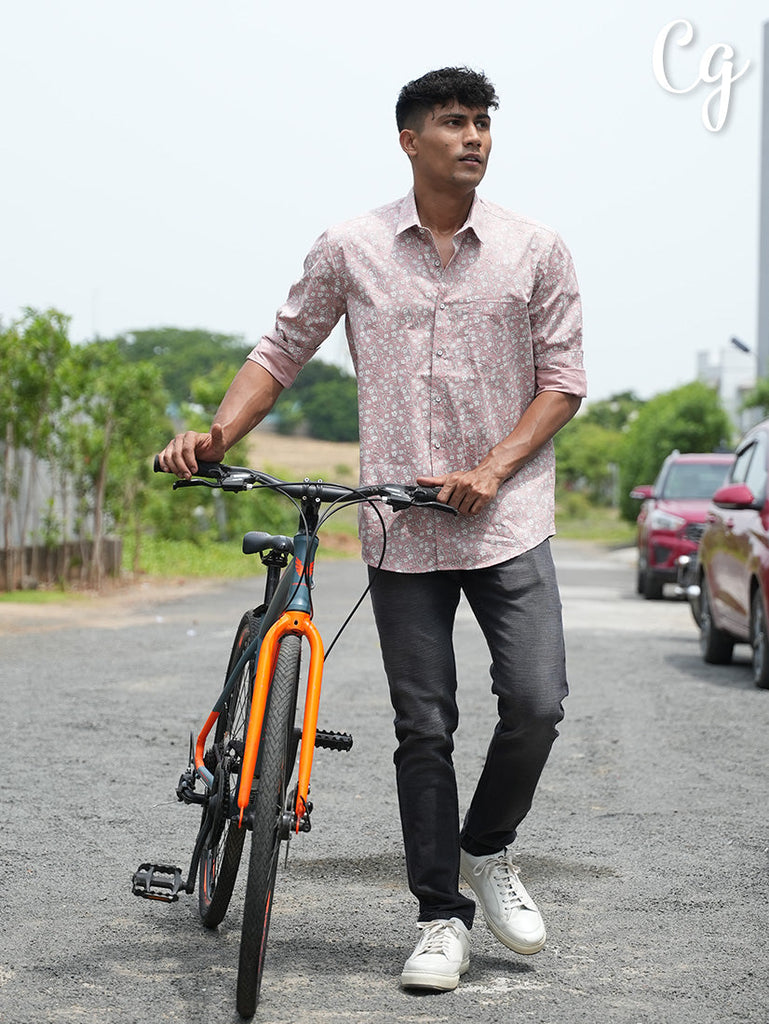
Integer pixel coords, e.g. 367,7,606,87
1,1,767,402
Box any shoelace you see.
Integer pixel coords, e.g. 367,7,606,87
471,855,535,913
415,919,460,956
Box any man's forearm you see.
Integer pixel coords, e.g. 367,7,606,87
417,389,582,515
214,360,285,451
480,390,582,483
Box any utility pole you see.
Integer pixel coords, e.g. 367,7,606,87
758,20,769,380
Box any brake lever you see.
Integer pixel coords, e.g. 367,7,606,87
381,485,458,515
384,496,457,514
170,467,255,492
419,500,458,515
171,478,218,490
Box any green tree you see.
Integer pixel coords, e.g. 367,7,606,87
580,391,644,431
144,364,293,546
0,308,71,588
189,363,239,414
555,418,623,505
555,392,645,507
300,376,359,442
116,327,252,407
618,381,732,522
741,378,769,417
272,359,359,441
59,340,171,584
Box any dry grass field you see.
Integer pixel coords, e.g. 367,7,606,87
247,428,360,483
246,430,362,554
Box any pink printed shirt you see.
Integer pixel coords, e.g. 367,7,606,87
249,190,586,572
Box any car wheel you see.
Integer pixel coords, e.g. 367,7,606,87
636,556,646,595
688,592,702,629
643,571,665,601
699,576,734,665
750,591,769,689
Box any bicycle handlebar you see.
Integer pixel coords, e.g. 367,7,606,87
153,456,456,514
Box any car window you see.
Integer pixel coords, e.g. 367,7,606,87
660,461,731,499
729,445,755,486
745,437,768,500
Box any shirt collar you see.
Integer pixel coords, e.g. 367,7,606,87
395,189,489,244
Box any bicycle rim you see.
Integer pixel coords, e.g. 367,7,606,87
236,633,301,1018
198,610,260,928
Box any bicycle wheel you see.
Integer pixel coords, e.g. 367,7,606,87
237,634,301,1018
198,610,262,928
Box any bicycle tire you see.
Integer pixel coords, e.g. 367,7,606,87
237,633,301,1018
198,610,262,928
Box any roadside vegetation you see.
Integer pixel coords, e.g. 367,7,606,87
0,310,357,591
0,306,757,594
554,381,735,528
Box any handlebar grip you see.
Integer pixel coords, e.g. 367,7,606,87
153,455,223,477
195,461,224,477
412,485,441,502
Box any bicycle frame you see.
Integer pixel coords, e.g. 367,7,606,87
133,461,456,1010
191,528,323,833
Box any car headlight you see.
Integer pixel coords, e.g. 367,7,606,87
649,508,687,531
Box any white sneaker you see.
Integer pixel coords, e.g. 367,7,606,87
400,917,471,991
460,848,546,954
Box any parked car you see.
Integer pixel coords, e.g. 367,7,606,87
675,548,702,625
697,418,769,688
631,450,734,600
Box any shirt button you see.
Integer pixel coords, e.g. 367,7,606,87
434,395,442,403
439,303,446,310
436,349,444,357
434,259,441,267
433,441,441,449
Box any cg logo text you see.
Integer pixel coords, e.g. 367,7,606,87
653,19,751,132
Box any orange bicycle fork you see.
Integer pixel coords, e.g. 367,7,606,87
192,608,324,832
238,610,323,829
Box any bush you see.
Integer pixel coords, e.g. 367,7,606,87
617,382,732,522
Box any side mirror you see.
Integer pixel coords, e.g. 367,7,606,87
630,485,655,500
712,483,762,511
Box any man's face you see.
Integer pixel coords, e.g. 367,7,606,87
400,103,492,193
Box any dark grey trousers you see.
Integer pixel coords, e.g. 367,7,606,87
367,539,568,927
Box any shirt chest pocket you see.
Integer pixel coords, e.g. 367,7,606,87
448,298,532,371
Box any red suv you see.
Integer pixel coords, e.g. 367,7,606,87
632,450,734,600
698,419,769,688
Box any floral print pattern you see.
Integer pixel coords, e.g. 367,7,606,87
249,190,585,571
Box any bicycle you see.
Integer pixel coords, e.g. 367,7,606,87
132,459,454,1017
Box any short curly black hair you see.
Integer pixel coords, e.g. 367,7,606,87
396,67,499,130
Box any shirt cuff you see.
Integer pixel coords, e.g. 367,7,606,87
535,366,587,397
247,340,303,389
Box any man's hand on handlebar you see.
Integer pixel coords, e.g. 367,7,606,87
157,423,227,479
417,463,502,516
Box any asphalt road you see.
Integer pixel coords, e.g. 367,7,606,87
2,539,768,1024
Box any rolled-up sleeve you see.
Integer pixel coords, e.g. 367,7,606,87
530,233,586,398
248,233,347,387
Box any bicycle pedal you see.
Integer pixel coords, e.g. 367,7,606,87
314,729,353,752
132,863,184,902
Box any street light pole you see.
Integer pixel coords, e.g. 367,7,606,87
758,20,769,380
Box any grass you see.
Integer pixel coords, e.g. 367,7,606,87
555,505,636,545
1,502,635,604
126,504,634,579
0,588,89,604
126,535,266,579
123,506,362,580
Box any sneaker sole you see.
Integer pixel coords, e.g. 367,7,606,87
400,958,470,991
460,868,546,955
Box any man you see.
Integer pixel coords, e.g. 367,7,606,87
159,66,585,992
